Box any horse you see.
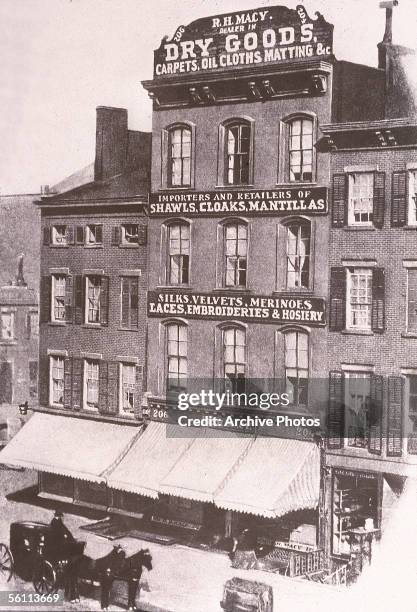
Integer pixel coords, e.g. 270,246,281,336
69,544,153,610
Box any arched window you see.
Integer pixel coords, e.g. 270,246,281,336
223,220,248,288
284,330,309,407
223,326,246,393
167,221,190,285
285,219,311,289
166,322,188,391
225,121,251,185
168,126,191,187
288,117,313,182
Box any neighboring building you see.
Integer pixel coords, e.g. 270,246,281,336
1,106,152,510
0,258,38,406
317,6,417,574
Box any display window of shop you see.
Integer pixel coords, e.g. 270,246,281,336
285,220,311,289
119,363,136,416
288,117,313,183
344,372,372,448
84,359,99,411
223,326,246,393
120,276,139,329
223,221,248,288
332,471,379,557
49,355,64,407
168,126,192,187
0,310,14,341
166,322,188,392
168,222,190,285
51,274,66,322
284,330,309,407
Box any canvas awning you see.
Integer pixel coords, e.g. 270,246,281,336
0,412,140,483
214,437,320,519
159,430,254,503
107,421,196,499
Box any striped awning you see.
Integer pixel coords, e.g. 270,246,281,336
159,430,253,503
107,421,196,498
0,412,140,483
214,437,320,518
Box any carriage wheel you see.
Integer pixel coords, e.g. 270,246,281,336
0,544,13,582
33,560,57,594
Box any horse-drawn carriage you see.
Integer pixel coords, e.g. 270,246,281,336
220,577,273,612
0,519,152,610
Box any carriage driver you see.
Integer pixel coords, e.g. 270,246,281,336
50,511,76,547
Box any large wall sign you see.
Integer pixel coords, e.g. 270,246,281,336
149,187,328,217
153,5,333,78
147,291,326,326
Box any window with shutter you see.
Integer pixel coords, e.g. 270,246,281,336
346,268,372,331
329,267,346,331
84,359,99,411
74,276,84,325
332,174,347,228
387,376,403,457
51,225,67,245
40,276,51,324
348,173,374,226
51,275,66,322
405,375,417,455
371,268,385,333
407,269,417,332
408,170,417,226
85,224,103,246
121,277,139,329
49,356,64,407
99,277,109,326
71,358,83,410
75,226,85,244
119,363,136,416
372,172,385,229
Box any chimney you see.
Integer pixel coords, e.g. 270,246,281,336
94,107,128,182
378,0,398,69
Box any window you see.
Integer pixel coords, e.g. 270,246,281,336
52,275,66,322
84,359,99,411
348,173,374,226
224,222,248,288
29,360,38,398
52,225,67,245
1,311,14,340
408,170,417,226
345,372,372,448
346,268,372,331
85,224,103,246
168,126,191,187
407,269,417,332
225,122,251,185
286,221,310,289
284,331,308,406
120,363,136,415
121,224,139,245
166,323,187,392
289,118,313,182
405,375,417,453
50,356,64,406
168,223,190,285
223,327,246,393
121,277,139,329
86,276,101,324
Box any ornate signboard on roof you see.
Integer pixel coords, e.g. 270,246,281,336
153,5,334,79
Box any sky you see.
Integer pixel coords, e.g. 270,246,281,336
0,0,416,195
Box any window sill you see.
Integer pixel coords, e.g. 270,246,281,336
0,340,16,346
213,287,251,293
342,226,376,231
215,185,255,190
49,321,67,327
117,327,139,332
84,244,104,249
403,226,417,231
50,244,69,248
275,182,317,188
155,285,194,292
341,329,374,336
273,288,314,295
401,332,417,338
158,186,194,191
118,243,139,248
82,324,104,329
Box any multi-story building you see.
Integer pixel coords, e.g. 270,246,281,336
318,5,417,571
1,106,152,511
0,259,38,406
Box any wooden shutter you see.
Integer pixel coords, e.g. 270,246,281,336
74,275,84,325
131,278,139,329
371,268,385,333
134,365,143,414
111,227,121,245
63,358,72,410
372,172,385,229
75,226,85,244
66,226,75,245
38,354,49,407
121,278,130,328
387,376,403,457
368,374,383,454
65,275,73,323
391,171,407,227
96,225,103,244
137,225,147,245
332,174,347,227
40,276,51,323
43,227,51,246
329,267,346,331
407,269,417,332
71,358,83,410
98,361,109,414
100,276,109,326
107,362,119,414
328,371,344,448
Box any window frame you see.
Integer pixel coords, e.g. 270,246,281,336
218,117,255,187
85,275,102,325
283,329,309,408
343,371,373,449
222,325,246,394
121,224,140,246
49,355,65,407
284,218,311,290
168,125,192,188
346,267,373,331
83,359,100,412
167,221,190,286
278,113,317,184
51,225,67,246
51,274,67,323
219,219,249,289
119,362,136,417
85,224,103,247
347,172,374,227
407,168,417,226
120,276,139,330
0,310,15,341
161,122,195,190
165,322,188,393
288,117,314,183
